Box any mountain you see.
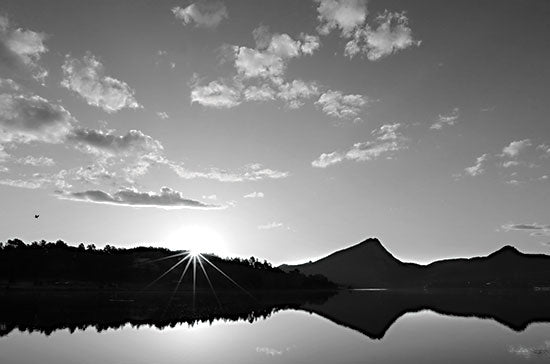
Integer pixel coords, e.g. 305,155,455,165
280,238,550,289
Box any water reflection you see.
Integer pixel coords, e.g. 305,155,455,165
1,290,550,364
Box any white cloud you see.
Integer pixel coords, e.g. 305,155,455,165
314,2,419,60
256,346,284,356
312,123,407,167
0,15,48,82
430,107,459,130
258,222,284,230
277,80,319,109
170,162,289,182
464,153,489,176
202,194,217,200
233,28,318,82
243,84,276,101
61,52,141,113
191,80,241,108
502,160,520,168
502,139,532,158
315,0,368,36
156,111,169,119
0,170,69,190
15,155,55,167
172,2,228,28
58,186,221,209
346,11,420,60
0,93,73,144
315,90,366,119
311,151,345,168
244,191,264,198
0,78,20,91
300,34,321,55
537,143,550,157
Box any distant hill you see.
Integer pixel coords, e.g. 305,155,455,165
0,239,336,292
280,238,550,289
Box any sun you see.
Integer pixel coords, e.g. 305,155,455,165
166,225,227,257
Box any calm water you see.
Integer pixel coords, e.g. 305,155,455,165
1,290,549,363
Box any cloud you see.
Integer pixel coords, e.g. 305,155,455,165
312,123,407,168
315,0,368,36
15,155,55,167
258,222,284,230
191,80,241,108
170,162,289,182
430,107,459,130
314,2,419,60
193,27,362,116
502,160,520,168
0,170,69,190
243,84,276,101
345,11,420,60
61,52,141,113
67,128,164,159
172,1,228,28
256,347,284,356
244,191,264,198
202,194,217,200
464,154,489,176
58,186,221,209
233,28,318,82
315,90,366,119
501,139,532,158
277,80,319,109
0,15,48,83
537,143,550,157
509,341,550,359
156,111,169,119
0,78,20,91
502,223,550,237
0,93,73,143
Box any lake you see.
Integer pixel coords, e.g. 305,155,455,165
1,290,549,363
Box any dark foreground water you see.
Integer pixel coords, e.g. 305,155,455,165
1,290,549,363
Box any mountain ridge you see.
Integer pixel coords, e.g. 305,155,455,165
280,238,550,289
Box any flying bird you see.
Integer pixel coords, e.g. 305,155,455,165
34,214,39,219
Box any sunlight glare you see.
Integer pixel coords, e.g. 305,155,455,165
166,225,227,257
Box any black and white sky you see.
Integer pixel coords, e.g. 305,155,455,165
0,0,549,264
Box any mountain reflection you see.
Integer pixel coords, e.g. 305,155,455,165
1,290,549,339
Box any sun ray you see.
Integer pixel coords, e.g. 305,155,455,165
143,254,191,291
139,251,187,265
192,255,197,311
201,255,256,300
197,255,222,308
163,255,194,315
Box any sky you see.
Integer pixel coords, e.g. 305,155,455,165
0,0,549,265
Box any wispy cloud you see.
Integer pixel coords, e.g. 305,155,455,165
61,52,141,113
258,222,284,230
172,1,228,29
156,111,169,119
15,155,55,167
244,191,264,198
502,223,550,236
57,187,221,209
464,154,489,176
430,107,459,130
170,162,289,182
0,15,48,83
312,123,407,168
0,93,73,144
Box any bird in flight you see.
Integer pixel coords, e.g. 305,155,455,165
34,214,39,219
